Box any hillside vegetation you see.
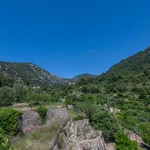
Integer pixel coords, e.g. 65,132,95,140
73,47,150,146
0,47,150,149
0,62,65,87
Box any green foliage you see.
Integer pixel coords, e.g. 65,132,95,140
36,106,48,124
118,112,139,131
139,123,150,145
80,85,99,93
65,99,73,105
0,62,64,87
0,128,10,150
26,92,59,105
90,107,122,142
0,87,15,106
0,109,22,135
0,75,14,87
139,88,147,99
70,48,150,146
13,83,28,103
74,101,122,142
76,77,94,86
115,133,138,150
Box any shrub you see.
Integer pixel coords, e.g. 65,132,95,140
115,133,138,150
0,109,22,135
65,99,73,105
0,128,10,150
139,123,150,145
74,102,122,142
91,107,122,142
36,106,48,124
0,87,15,106
139,88,147,99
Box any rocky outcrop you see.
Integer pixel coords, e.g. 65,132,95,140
62,119,106,150
22,110,40,133
47,108,70,124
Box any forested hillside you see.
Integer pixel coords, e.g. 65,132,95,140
0,62,65,87
108,46,150,76
72,47,150,146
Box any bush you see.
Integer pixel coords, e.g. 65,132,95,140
0,109,22,135
139,89,147,99
74,102,122,142
0,87,15,106
65,99,73,105
90,107,122,142
0,128,10,150
36,106,48,124
13,83,28,103
115,133,138,150
139,123,150,145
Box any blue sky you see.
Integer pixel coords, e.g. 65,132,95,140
0,0,150,78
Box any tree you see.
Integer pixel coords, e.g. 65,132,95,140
139,89,147,99
13,83,28,103
0,86,15,106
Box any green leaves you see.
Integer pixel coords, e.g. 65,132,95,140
90,107,122,142
74,101,122,142
0,87,15,106
0,129,10,150
115,133,138,150
139,123,150,145
0,109,22,135
36,106,48,124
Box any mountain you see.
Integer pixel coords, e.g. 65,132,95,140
0,62,98,87
0,62,64,87
107,47,150,76
73,47,150,146
76,47,150,95
70,73,97,82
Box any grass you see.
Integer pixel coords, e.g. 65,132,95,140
69,109,86,120
1,102,64,111
11,120,64,150
138,146,146,150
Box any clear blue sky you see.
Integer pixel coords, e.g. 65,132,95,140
0,0,150,78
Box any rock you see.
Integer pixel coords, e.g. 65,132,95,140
62,119,106,150
22,111,40,133
21,108,70,133
47,108,70,124
67,105,73,110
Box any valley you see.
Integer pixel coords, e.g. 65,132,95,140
0,47,150,150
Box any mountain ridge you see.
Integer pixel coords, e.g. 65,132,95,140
0,61,97,87
0,61,64,87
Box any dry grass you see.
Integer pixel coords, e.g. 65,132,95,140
69,109,85,120
11,120,64,150
1,102,64,111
